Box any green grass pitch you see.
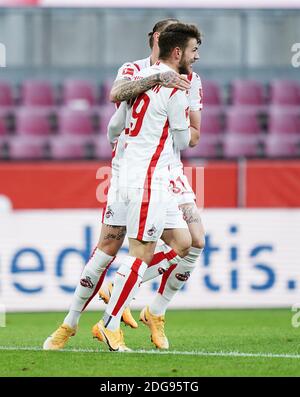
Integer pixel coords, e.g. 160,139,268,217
0,309,299,377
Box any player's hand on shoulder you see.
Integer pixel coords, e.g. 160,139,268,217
159,71,191,91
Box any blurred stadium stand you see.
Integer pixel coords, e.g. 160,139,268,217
1,78,300,160
0,8,300,160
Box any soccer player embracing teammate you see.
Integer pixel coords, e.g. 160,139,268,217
44,20,205,352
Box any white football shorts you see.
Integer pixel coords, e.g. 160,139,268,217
102,176,188,234
169,166,196,206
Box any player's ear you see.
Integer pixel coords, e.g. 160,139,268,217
153,31,160,44
173,46,182,60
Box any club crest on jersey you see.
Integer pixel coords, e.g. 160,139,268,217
105,206,114,219
80,276,94,289
147,225,157,237
175,271,191,282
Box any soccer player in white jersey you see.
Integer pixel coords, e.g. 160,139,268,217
43,19,192,351
91,23,202,352
96,23,205,349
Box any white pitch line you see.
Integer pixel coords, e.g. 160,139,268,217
0,346,300,359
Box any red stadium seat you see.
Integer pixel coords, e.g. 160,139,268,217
182,108,223,158
50,136,91,159
58,107,94,136
94,136,114,159
265,109,300,157
63,80,96,106
223,107,262,157
0,116,8,158
98,104,116,135
0,116,7,136
8,136,47,160
268,108,300,135
22,80,54,107
265,134,300,157
270,80,300,106
231,80,264,106
201,80,222,106
15,108,52,136
223,134,261,157
99,79,114,104
0,81,13,107
226,107,261,135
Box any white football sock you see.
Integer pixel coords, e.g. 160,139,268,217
64,248,115,328
142,251,168,283
142,243,181,283
103,256,147,331
149,247,203,316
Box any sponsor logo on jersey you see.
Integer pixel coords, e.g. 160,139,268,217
122,67,134,76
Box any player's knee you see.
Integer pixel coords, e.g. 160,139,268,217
176,235,192,258
97,240,119,257
191,234,205,250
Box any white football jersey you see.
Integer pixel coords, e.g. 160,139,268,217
119,61,190,190
110,56,203,175
111,57,151,174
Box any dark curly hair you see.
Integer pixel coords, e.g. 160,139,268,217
158,23,202,60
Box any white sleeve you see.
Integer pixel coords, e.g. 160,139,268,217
115,62,139,82
107,102,127,144
167,90,191,150
167,89,190,131
188,72,203,111
172,128,191,150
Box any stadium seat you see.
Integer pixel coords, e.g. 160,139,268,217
226,107,261,135
58,107,94,136
98,104,117,135
15,108,52,137
231,80,264,106
223,134,261,157
8,136,47,160
22,80,54,107
8,108,53,160
270,80,300,106
265,109,300,157
0,118,7,158
50,136,91,159
94,136,113,159
0,81,13,107
182,108,224,158
201,80,222,106
0,116,7,136
63,80,96,107
223,107,262,157
268,108,300,135
265,134,300,157
99,79,114,104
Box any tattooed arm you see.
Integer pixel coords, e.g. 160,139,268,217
109,71,191,103
180,204,200,225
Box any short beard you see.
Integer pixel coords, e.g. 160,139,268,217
178,63,189,75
